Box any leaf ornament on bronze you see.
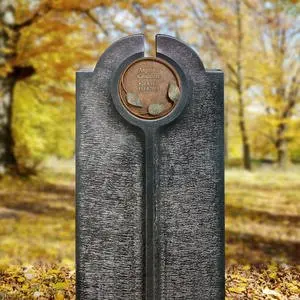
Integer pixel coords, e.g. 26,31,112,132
127,92,143,108
168,82,180,103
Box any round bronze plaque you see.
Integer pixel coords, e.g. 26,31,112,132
118,57,181,119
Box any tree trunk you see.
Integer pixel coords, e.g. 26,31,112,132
236,0,252,170
0,76,15,173
0,3,15,173
238,92,252,170
0,3,36,174
276,122,289,169
224,101,229,164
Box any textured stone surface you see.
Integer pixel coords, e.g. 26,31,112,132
76,35,145,299
159,72,224,299
76,34,224,299
156,35,224,299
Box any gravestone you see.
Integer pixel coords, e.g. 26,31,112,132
76,34,224,299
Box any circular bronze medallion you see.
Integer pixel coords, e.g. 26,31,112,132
118,57,181,119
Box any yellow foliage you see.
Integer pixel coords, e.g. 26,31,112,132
12,82,75,174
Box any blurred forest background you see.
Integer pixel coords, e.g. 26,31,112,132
0,0,299,299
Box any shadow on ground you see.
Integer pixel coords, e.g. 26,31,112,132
226,203,300,265
226,229,300,265
226,204,300,226
0,178,74,219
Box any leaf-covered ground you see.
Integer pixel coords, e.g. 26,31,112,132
0,168,299,299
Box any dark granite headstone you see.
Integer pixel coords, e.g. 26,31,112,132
76,34,224,299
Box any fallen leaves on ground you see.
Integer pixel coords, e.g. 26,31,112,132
0,265,75,300
226,263,300,299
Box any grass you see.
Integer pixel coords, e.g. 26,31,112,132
226,168,300,266
0,168,299,299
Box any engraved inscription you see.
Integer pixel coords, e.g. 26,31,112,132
137,68,160,93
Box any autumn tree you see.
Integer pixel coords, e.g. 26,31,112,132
247,0,299,168
165,0,299,168
0,0,161,174
0,0,108,173
182,0,256,170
